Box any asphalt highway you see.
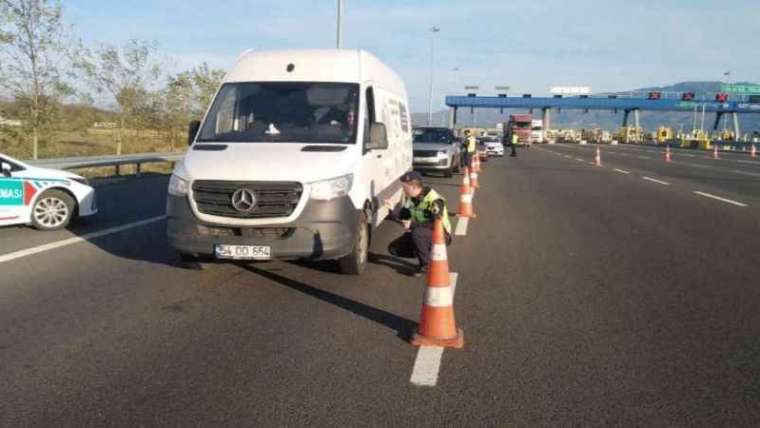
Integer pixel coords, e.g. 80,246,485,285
1,145,759,426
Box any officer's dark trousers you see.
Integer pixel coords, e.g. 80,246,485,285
463,152,473,169
388,226,451,268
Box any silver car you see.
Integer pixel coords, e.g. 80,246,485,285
412,127,462,177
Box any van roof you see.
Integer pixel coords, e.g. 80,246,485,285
224,49,407,97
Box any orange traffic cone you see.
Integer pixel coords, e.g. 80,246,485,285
751,144,757,158
472,154,481,173
411,218,464,349
713,144,719,160
458,169,476,218
470,167,480,189
665,145,672,163
594,146,602,166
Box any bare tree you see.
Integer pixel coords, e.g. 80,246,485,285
0,0,74,159
79,39,161,155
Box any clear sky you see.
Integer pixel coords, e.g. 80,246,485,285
65,0,759,112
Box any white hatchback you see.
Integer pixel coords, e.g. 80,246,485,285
1,153,97,230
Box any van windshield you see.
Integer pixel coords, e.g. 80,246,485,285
197,82,360,144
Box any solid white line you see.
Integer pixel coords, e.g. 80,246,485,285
614,168,631,174
642,176,670,186
693,191,748,207
454,217,469,236
736,159,758,164
730,169,760,178
0,215,167,264
410,272,458,387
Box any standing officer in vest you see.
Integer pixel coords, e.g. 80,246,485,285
510,130,519,157
384,171,452,276
462,129,477,169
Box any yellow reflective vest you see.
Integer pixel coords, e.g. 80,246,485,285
404,188,451,234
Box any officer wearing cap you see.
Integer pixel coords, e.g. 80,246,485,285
384,171,452,276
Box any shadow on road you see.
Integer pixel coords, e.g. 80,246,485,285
243,264,416,342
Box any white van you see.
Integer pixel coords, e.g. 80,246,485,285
167,49,412,274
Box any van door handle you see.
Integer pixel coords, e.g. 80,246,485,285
376,154,383,158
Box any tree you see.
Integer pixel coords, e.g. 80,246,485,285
78,39,161,155
0,0,75,159
163,62,224,150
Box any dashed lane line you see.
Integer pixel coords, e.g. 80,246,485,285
410,272,458,387
642,176,670,186
614,168,631,174
693,191,748,207
454,217,469,236
0,215,167,265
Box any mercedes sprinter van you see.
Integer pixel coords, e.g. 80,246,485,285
167,49,412,274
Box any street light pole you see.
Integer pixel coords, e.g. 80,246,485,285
336,0,343,49
427,26,440,125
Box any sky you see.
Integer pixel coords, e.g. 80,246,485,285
65,0,760,112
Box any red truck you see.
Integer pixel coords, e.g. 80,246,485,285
507,114,533,146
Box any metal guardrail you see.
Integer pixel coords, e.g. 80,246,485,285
27,152,185,173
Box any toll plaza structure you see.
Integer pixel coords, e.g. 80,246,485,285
445,92,760,138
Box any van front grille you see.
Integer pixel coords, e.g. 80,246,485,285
192,180,303,219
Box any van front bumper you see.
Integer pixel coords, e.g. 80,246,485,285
166,195,359,261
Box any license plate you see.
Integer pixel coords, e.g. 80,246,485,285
214,244,271,260
413,158,438,163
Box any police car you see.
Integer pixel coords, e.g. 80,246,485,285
0,153,97,230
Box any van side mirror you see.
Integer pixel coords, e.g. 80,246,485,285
366,123,388,151
188,120,201,146
1,162,11,177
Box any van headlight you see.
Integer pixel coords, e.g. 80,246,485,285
168,174,190,196
310,174,353,201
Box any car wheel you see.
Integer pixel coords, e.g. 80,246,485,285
31,189,75,231
338,212,370,275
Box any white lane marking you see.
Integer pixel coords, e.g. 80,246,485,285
693,191,748,207
685,154,696,158
736,159,760,165
575,158,585,162
637,156,651,159
642,176,670,186
410,272,458,387
0,215,167,264
730,169,760,178
614,168,631,174
454,217,469,236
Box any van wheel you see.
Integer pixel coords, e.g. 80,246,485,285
31,189,75,231
338,212,369,275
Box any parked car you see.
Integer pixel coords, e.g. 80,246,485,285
484,139,505,156
0,153,97,230
167,49,412,275
412,126,461,177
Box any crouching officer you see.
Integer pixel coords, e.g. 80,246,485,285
384,171,452,276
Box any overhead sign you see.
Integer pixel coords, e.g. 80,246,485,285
550,86,592,95
721,84,760,95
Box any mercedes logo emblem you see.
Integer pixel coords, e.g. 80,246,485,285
231,188,257,213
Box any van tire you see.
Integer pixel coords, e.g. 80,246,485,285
31,189,75,231
338,212,369,275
